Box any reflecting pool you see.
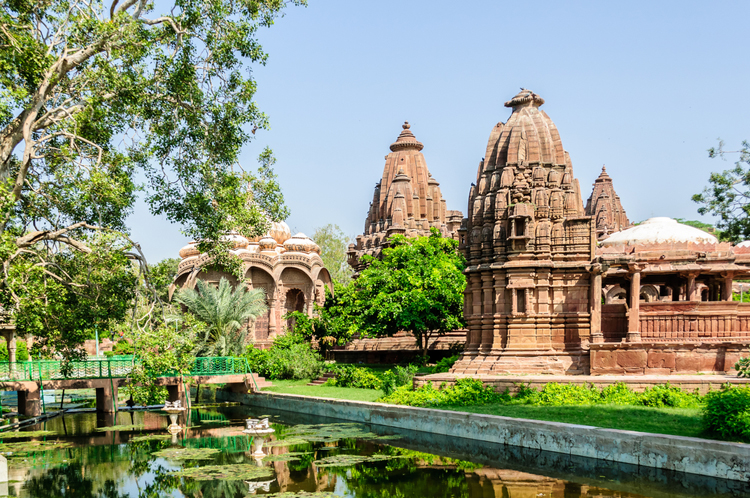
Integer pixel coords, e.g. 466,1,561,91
1,405,746,497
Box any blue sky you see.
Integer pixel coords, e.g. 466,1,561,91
130,0,750,262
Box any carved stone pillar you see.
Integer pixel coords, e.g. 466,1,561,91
590,265,603,344
687,273,698,301
723,272,734,301
626,270,641,343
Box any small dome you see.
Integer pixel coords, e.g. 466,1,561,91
284,233,319,254
269,221,291,244
737,240,750,248
220,232,249,249
179,242,199,259
600,217,718,249
258,235,277,252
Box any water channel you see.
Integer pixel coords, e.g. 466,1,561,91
1,404,747,497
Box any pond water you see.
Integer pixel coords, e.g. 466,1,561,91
1,405,746,497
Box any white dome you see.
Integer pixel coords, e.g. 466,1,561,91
283,233,319,254
179,242,199,259
600,217,717,248
737,240,750,248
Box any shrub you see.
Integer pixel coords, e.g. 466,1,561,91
379,378,507,406
430,355,459,374
638,383,702,408
113,340,134,355
703,385,750,442
599,382,641,405
0,341,29,362
325,365,382,389
244,333,324,380
381,365,419,396
736,357,750,378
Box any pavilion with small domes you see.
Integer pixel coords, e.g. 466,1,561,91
172,221,333,348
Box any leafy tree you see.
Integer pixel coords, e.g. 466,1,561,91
312,224,353,286
674,218,719,236
149,257,180,302
0,0,300,358
174,277,267,357
693,140,750,242
285,282,356,357
342,228,466,359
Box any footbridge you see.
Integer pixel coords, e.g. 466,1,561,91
0,356,270,416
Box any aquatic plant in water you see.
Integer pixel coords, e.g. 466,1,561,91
265,493,339,498
276,423,400,445
313,453,402,468
170,464,274,480
262,451,312,462
151,447,221,460
95,424,145,432
0,440,74,456
130,434,172,442
0,430,57,439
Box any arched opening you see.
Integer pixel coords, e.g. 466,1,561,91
701,288,709,302
605,285,627,304
285,288,305,331
639,285,659,303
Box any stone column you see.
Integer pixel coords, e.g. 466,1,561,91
626,270,641,342
267,293,278,336
18,389,41,417
687,273,698,301
95,383,119,413
723,273,734,301
480,273,494,353
590,265,603,343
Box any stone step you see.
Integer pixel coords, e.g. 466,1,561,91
306,372,336,386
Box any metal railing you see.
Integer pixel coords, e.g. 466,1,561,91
0,356,253,382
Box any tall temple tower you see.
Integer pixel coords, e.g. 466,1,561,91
451,89,596,375
584,165,630,239
347,122,463,272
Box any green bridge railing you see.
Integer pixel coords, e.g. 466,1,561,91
0,356,252,382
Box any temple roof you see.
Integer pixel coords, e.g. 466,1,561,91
585,165,630,238
600,217,718,249
389,121,424,152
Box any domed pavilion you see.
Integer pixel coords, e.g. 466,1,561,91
172,222,333,348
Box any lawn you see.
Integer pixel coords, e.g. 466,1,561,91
440,403,706,438
262,379,385,402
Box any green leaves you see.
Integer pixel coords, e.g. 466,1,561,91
694,140,750,242
175,277,267,357
340,228,467,355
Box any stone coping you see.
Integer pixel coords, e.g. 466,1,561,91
224,390,750,482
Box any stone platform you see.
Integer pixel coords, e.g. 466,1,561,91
414,373,750,395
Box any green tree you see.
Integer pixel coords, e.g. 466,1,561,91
149,258,180,303
175,277,267,357
0,0,300,357
342,228,466,359
312,224,353,286
693,140,750,242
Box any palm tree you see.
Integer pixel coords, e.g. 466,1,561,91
175,277,268,357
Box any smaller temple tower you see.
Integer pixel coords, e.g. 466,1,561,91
347,122,462,272
584,166,630,239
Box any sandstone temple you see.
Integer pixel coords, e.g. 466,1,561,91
450,89,750,375
172,223,333,349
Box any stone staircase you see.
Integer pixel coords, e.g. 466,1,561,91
306,371,336,386
245,374,273,392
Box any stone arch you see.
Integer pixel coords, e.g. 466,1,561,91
279,267,315,321
639,284,659,303
284,288,306,330
245,265,276,342
605,285,627,304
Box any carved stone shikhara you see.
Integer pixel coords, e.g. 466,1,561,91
346,121,463,273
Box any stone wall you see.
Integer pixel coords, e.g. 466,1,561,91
221,390,750,482
589,341,749,375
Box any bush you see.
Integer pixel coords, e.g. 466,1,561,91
703,385,750,442
244,333,324,380
381,364,419,396
638,383,702,408
0,341,29,361
379,378,507,406
113,340,134,355
429,355,459,374
325,365,382,389
736,357,750,378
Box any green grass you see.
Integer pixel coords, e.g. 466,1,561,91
440,403,706,438
262,379,384,402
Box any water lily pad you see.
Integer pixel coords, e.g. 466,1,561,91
280,423,401,445
171,464,274,481
265,493,338,498
313,453,403,468
95,424,145,432
0,430,57,439
130,434,172,443
0,440,73,456
265,437,310,448
262,452,311,462
151,447,220,460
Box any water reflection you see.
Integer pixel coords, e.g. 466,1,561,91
2,407,745,497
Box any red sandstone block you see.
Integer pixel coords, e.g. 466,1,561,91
616,350,647,369
647,352,676,369
675,354,699,373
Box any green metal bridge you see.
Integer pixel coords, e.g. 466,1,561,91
0,356,253,382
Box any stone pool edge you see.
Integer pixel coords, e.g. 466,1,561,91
213,390,749,482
